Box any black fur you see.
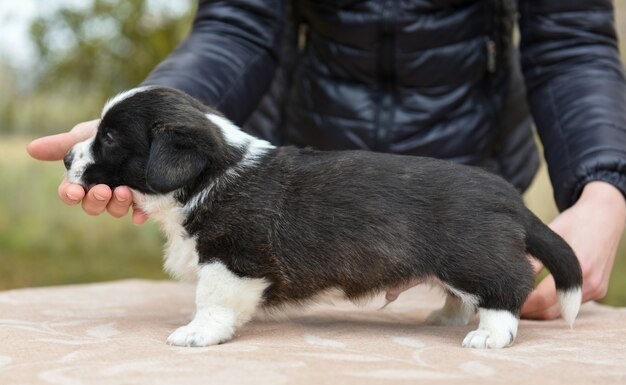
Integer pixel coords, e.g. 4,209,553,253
79,89,243,195
75,87,583,315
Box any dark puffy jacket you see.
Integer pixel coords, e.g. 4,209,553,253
144,0,626,211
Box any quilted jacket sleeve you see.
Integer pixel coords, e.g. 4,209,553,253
142,0,286,125
518,0,626,211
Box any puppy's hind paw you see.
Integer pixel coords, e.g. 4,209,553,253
426,309,471,326
166,323,233,347
425,294,474,326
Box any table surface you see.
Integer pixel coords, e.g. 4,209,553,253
1,280,625,385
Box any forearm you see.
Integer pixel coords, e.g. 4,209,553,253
576,181,626,247
578,181,626,212
518,0,626,211
522,180,626,319
142,0,286,125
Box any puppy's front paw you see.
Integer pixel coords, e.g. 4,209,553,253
462,328,514,349
166,322,233,347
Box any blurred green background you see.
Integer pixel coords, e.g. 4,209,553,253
1,0,625,306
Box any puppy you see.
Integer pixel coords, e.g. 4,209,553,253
64,86,582,349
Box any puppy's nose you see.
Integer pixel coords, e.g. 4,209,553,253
63,152,74,170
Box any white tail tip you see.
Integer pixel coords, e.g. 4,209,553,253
557,287,582,328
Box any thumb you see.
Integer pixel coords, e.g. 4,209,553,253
132,206,149,225
27,119,99,161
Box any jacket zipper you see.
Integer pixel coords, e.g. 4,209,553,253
486,38,497,73
374,0,396,152
484,35,501,158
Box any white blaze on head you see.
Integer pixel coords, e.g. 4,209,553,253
205,113,275,165
101,86,156,118
205,113,251,148
66,136,95,186
66,86,156,185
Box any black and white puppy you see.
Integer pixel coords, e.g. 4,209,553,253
64,86,583,349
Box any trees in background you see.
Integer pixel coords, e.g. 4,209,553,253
1,0,192,135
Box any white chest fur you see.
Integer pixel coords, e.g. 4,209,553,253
127,112,275,283
132,191,199,282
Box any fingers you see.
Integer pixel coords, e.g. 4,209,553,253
58,178,86,205
81,185,113,216
28,133,81,161
106,187,133,218
68,119,100,140
27,119,99,161
521,274,561,320
58,182,146,222
582,276,609,303
522,259,610,320
106,187,149,224
132,207,149,225
522,300,561,320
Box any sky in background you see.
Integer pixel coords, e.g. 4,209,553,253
0,0,190,69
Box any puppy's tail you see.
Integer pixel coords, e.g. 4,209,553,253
525,214,583,327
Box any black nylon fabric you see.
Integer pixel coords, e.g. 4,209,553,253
144,0,626,211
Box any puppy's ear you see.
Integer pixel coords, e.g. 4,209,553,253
145,126,208,193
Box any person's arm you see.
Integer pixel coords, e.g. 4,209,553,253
28,0,286,220
522,181,625,318
142,0,286,125
517,0,626,318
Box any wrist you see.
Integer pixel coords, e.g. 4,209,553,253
578,181,626,221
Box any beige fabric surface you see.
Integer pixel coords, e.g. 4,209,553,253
0,280,625,385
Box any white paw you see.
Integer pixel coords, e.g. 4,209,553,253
462,328,514,349
426,309,470,326
166,322,233,347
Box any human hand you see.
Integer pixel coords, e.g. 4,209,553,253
26,120,149,224
521,181,626,319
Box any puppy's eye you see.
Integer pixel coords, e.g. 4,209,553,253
103,132,115,146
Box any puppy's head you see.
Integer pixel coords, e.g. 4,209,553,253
65,86,237,195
